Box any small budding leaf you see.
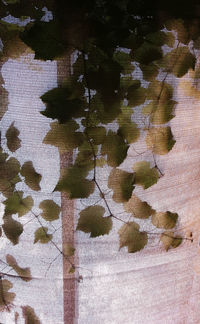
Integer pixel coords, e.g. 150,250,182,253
108,168,135,203
43,121,83,153
34,227,52,244
2,215,23,245
4,191,33,217
101,130,129,167
160,231,182,251
21,161,41,191
152,211,178,229
77,206,112,237
6,255,32,282
146,127,176,155
0,279,15,310
132,161,159,189
63,244,75,257
39,200,60,222
124,194,155,219
22,305,41,324
118,222,148,253
6,122,21,152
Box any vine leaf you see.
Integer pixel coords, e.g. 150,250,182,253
108,168,135,203
127,80,147,107
0,279,15,310
55,165,95,199
117,107,140,143
22,305,41,324
113,51,134,74
34,227,52,244
160,231,182,251
160,47,196,78
63,244,75,257
118,222,148,253
77,206,112,237
6,255,32,282
132,161,159,189
146,127,176,155
0,156,21,197
39,200,60,222
145,31,175,47
124,194,155,219
152,211,178,229
21,161,41,191
132,42,162,65
6,122,21,152
43,121,83,153
143,81,176,124
140,64,159,81
86,126,106,145
101,130,129,167
4,191,33,217
2,215,23,245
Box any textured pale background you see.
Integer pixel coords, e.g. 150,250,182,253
0,55,200,323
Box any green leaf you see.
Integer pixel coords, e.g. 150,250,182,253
39,200,60,222
21,161,41,191
159,47,196,78
140,64,159,81
3,215,23,245
22,305,41,324
43,121,83,153
86,127,106,145
152,211,178,229
4,191,33,217
63,244,75,257
101,130,129,167
124,194,155,219
127,80,146,107
77,206,112,237
0,279,15,310
132,42,162,65
118,222,148,253
6,255,32,282
34,227,52,244
143,81,176,125
20,21,67,60
145,31,175,47
108,168,135,203
160,231,182,251
41,86,86,123
145,127,176,155
0,156,21,197
132,161,159,189
117,107,140,143
113,51,134,74
55,165,95,199
6,122,21,152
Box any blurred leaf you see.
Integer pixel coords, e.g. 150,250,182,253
124,194,155,219
77,206,112,237
160,231,182,251
55,165,95,199
6,255,32,282
127,80,147,107
86,126,106,145
6,122,21,152
159,47,196,77
4,191,33,217
22,305,41,324
140,64,159,81
145,31,175,47
43,121,83,153
165,19,189,44
132,42,162,65
108,168,135,203
146,127,175,155
39,200,60,221
133,161,159,189
34,227,52,244
117,107,140,143
113,51,134,74
118,221,148,253
41,86,86,123
152,211,178,229
3,215,23,245
21,161,41,191
101,130,129,167
63,243,75,257
0,279,15,310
